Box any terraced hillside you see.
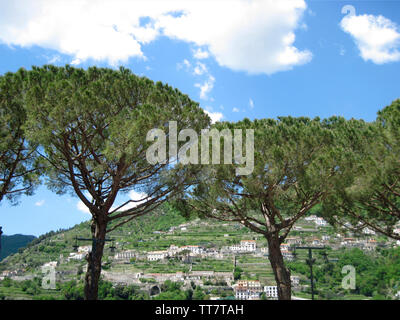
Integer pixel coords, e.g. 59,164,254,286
1,202,398,300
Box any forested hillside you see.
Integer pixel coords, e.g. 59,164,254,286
0,234,36,261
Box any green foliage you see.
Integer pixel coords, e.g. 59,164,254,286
23,64,210,211
186,116,348,238
233,267,243,280
192,286,206,300
0,70,42,204
1,277,12,287
323,99,400,239
59,280,84,300
288,247,400,299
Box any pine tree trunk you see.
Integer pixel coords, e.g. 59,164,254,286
266,233,292,300
84,216,107,300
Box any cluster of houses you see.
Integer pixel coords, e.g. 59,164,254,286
103,269,234,286
339,238,378,251
146,245,210,261
115,240,260,263
233,276,301,300
304,215,328,227
0,269,25,279
114,244,223,262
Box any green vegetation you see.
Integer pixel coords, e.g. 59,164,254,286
0,277,62,300
287,247,400,300
323,99,400,240
0,70,43,204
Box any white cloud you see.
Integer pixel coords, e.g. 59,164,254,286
77,191,92,214
76,190,148,214
77,200,90,214
232,107,240,113
125,190,148,210
35,200,45,207
71,58,82,66
193,62,207,75
43,54,61,64
340,13,400,64
177,59,191,70
195,75,215,100
110,190,149,212
178,59,214,98
205,110,224,124
158,0,311,74
193,47,209,59
249,98,254,109
0,0,311,74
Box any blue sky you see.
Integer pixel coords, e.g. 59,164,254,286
1,0,400,236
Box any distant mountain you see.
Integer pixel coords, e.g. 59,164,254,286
0,234,36,261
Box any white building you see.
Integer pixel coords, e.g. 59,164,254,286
315,218,327,227
67,245,91,261
167,245,182,256
230,240,256,252
68,252,86,260
78,245,91,253
286,237,301,245
241,240,256,251
280,243,291,251
305,215,317,221
182,245,203,255
340,238,356,247
282,249,295,261
264,286,278,299
114,250,136,260
234,280,262,300
147,251,168,261
363,228,376,235
42,261,58,268
322,235,330,241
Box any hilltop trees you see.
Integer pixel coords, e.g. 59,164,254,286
323,100,400,240
23,65,210,299
176,117,348,299
0,70,42,205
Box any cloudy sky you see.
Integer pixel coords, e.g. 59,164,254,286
1,0,400,236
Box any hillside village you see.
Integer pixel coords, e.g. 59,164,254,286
1,207,400,300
